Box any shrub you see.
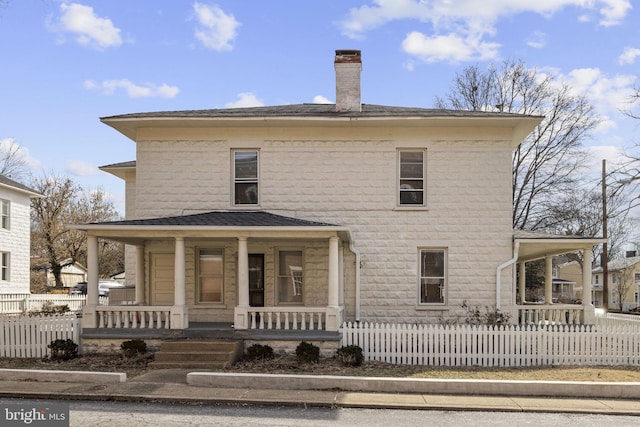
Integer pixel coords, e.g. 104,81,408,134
48,339,78,361
245,344,274,361
120,339,147,358
461,300,511,326
295,341,320,364
29,301,70,316
336,345,364,367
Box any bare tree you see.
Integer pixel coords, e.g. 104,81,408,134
435,59,599,231
30,174,122,288
0,139,29,180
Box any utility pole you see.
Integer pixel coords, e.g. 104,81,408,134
602,159,609,313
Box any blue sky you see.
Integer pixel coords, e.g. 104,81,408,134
1,0,639,214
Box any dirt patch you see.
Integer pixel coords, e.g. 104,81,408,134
3,353,640,383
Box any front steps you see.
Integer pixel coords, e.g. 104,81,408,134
150,339,244,369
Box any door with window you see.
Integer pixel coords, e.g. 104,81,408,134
248,254,264,307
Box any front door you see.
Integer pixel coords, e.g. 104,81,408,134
151,253,174,305
248,254,264,307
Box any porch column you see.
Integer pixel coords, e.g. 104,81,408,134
519,261,526,304
582,245,595,324
170,237,188,329
234,237,250,329
545,255,553,304
81,235,99,328
135,245,144,304
326,236,342,331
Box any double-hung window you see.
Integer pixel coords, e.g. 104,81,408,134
277,250,303,304
398,150,425,206
1,252,8,281
1,199,9,230
197,249,224,303
419,249,446,304
233,150,259,205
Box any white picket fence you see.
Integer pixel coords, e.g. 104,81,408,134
0,293,108,314
340,317,640,367
0,313,80,358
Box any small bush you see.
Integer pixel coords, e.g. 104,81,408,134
120,339,147,357
461,300,512,326
29,301,70,316
48,339,78,361
336,345,364,367
295,341,320,364
245,344,274,361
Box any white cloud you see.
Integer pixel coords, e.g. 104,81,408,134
313,95,332,104
337,1,631,63
619,47,640,65
0,138,41,171
50,2,122,50
224,92,264,108
84,79,180,98
193,2,240,51
526,31,546,49
66,160,97,176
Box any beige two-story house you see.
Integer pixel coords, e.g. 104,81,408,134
72,50,605,345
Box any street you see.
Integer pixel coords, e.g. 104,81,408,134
2,398,639,427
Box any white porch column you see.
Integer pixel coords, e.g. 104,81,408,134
170,237,188,329
582,245,595,324
234,237,250,329
326,236,342,331
518,261,526,304
544,255,553,304
81,235,99,328
135,245,144,304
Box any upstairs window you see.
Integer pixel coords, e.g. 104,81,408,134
398,150,425,206
419,249,446,304
1,252,8,281
233,150,259,205
1,199,8,230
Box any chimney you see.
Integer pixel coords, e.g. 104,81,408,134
334,50,362,112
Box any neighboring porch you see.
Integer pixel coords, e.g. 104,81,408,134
69,211,353,335
513,231,606,325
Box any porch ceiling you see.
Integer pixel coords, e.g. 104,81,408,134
515,230,606,263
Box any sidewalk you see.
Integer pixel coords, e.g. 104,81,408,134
1,368,640,415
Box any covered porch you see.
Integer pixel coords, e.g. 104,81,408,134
513,231,606,325
70,211,353,333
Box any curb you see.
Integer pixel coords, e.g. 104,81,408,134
0,368,127,383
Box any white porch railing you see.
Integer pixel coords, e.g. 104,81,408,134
248,307,326,330
517,304,584,325
95,306,172,329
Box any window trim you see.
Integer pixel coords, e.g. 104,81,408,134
1,199,9,230
418,248,447,306
232,149,260,206
1,252,9,282
196,247,225,305
275,248,304,306
397,149,426,208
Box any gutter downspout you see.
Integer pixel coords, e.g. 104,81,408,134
346,232,362,321
496,239,519,310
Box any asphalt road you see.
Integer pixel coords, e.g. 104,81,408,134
3,398,639,427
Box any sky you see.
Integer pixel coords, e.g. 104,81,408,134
1,0,639,214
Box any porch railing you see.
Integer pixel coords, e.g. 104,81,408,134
517,304,583,325
95,306,172,329
248,307,326,330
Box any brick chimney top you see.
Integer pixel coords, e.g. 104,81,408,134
334,50,362,112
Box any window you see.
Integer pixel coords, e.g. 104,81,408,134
277,250,303,304
1,199,8,230
233,150,259,205
197,249,224,303
419,249,446,304
1,252,8,281
595,275,599,284
398,150,425,206
635,273,640,283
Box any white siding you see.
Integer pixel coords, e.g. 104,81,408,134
0,187,32,294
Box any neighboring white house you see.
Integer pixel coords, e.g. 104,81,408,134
70,50,605,336
0,174,41,294
592,255,640,312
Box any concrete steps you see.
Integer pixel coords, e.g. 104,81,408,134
150,339,243,369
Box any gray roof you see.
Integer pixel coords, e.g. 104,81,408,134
89,210,338,228
0,174,41,196
100,161,136,169
101,103,541,121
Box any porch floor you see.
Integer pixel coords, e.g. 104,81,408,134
81,322,341,342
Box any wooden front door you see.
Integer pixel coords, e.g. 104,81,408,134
151,253,175,305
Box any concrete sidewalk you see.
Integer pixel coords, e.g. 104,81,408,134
0,369,639,416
